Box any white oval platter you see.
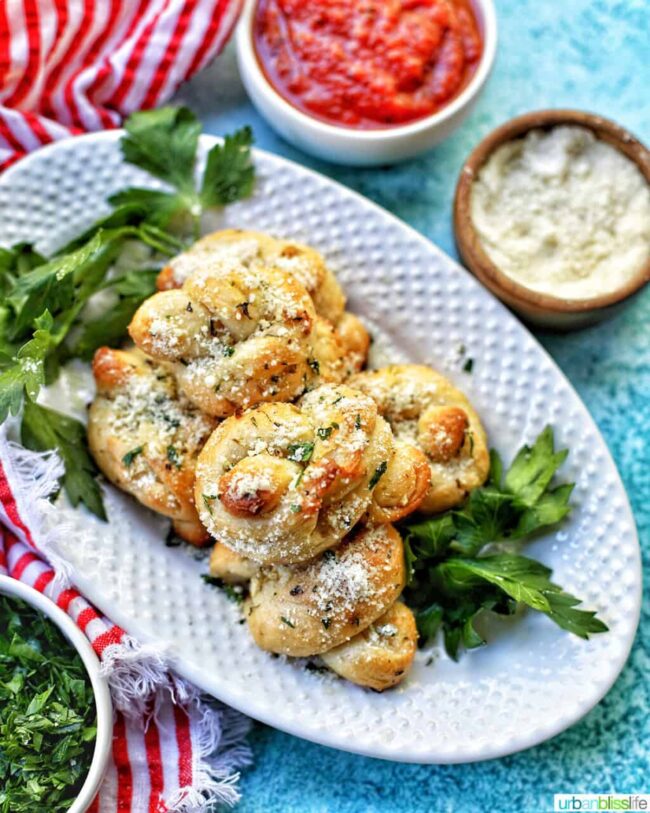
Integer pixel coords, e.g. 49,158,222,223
0,131,641,764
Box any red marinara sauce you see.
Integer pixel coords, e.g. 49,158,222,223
253,0,484,129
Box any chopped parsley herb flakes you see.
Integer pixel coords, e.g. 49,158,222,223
201,575,244,604
202,493,218,515
463,357,474,373
316,422,339,440
0,596,97,812
221,344,235,357
308,358,320,374
290,504,302,513
369,461,388,489
354,414,362,430
401,426,608,660
321,618,332,629
280,616,296,628
287,441,314,464
166,445,181,469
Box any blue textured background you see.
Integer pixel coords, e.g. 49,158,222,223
174,1,649,809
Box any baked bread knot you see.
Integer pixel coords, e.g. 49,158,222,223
209,543,258,585
129,259,349,418
349,364,489,513
194,384,430,565
157,228,346,324
321,601,418,690
88,347,217,545
335,312,371,375
156,228,370,374
245,524,406,657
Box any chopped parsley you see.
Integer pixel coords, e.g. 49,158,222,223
287,442,314,464
308,358,320,374
316,423,339,440
201,575,244,604
463,357,474,373
289,504,302,513
166,445,181,469
369,461,388,489
202,493,218,515
221,345,235,358
0,596,97,812
354,414,362,430
280,616,295,628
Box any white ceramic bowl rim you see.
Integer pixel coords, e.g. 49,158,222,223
0,575,113,813
237,0,498,141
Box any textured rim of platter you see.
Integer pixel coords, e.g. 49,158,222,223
0,131,641,764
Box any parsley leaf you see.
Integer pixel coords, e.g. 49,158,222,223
200,126,255,207
21,401,106,520
401,426,607,657
504,425,569,508
0,241,46,296
121,106,201,193
118,107,255,239
107,187,191,231
7,230,125,341
0,311,56,423
439,555,608,639
69,266,159,361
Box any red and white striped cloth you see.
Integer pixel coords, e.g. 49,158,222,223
0,453,252,812
0,1,253,809
0,0,242,169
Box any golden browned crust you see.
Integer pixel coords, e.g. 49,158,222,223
88,347,217,546
320,601,418,690
156,229,369,376
194,384,428,565
349,364,489,513
209,543,258,584
245,524,406,657
129,260,321,417
157,228,346,324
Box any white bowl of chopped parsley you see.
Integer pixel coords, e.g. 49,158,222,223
0,575,113,813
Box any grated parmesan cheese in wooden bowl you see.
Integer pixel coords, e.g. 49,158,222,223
454,110,650,329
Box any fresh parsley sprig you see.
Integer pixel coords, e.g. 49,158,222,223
111,106,254,238
402,426,607,659
0,106,257,521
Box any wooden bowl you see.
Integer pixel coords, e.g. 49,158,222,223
453,110,650,330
